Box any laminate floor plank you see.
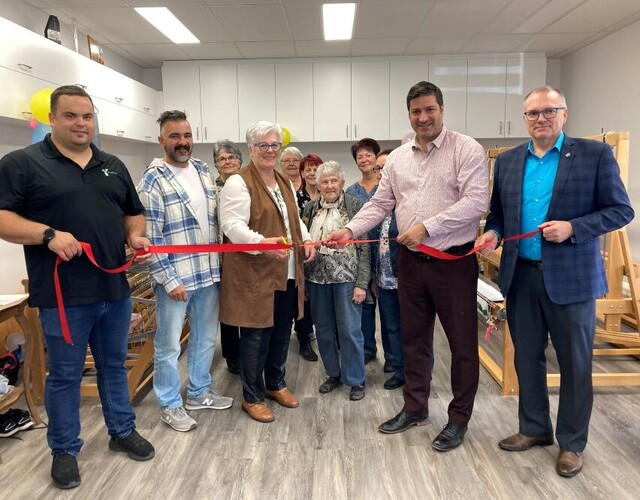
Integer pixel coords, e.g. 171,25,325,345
2,317,639,499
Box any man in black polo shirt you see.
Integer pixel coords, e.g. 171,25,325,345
0,85,154,489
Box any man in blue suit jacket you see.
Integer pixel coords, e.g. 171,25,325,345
476,86,633,478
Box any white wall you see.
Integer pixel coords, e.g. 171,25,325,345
561,19,640,258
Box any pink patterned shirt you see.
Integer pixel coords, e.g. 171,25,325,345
347,126,488,251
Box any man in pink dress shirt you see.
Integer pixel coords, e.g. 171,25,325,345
329,81,488,451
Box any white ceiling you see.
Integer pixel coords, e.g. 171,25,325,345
23,0,640,68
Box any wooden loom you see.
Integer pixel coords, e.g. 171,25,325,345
477,131,640,395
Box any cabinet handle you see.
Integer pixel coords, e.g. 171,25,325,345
204,127,208,141
145,136,152,141
143,107,150,113
115,97,123,104
18,63,33,72
499,121,503,135
507,121,511,135
116,130,124,137
346,124,348,138
74,83,87,89
354,124,358,138
196,127,200,141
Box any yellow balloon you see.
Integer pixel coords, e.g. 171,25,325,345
281,127,291,148
30,88,54,125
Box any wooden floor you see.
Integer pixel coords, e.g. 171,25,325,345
2,319,640,499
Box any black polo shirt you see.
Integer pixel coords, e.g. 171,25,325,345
0,134,145,307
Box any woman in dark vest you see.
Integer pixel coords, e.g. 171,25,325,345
219,121,315,423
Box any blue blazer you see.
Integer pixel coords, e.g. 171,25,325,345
485,135,634,305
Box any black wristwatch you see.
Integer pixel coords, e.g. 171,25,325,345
42,227,56,246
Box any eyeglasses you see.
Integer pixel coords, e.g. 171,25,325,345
216,155,238,164
523,107,566,121
373,166,383,173
281,158,300,164
254,142,282,152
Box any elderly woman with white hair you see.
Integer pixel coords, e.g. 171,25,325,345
279,146,304,191
302,161,370,401
219,121,315,423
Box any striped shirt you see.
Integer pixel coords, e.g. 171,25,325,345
347,126,488,251
137,157,221,293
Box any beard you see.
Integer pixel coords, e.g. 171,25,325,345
166,144,191,163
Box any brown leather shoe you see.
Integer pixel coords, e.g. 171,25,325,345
265,388,299,408
241,401,275,423
498,432,554,451
556,451,583,478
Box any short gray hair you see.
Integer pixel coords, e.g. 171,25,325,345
524,86,568,108
246,120,282,145
316,161,345,183
213,139,243,164
280,146,302,159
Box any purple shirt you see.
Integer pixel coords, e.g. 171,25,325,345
347,126,488,251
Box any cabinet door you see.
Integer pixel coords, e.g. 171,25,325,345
237,64,276,139
0,66,57,121
429,59,468,134
352,61,389,140
97,98,156,143
162,65,204,142
200,65,240,143
276,63,313,142
467,58,507,139
313,62,351,142
505,56,547,138
389,60,428,139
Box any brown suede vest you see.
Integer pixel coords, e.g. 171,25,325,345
220,162,305,328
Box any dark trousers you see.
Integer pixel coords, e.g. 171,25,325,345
239,280,297,403
507,260,595,452
294,299,313,346
362,295,377,357
220,322,240,361
397,245,479,425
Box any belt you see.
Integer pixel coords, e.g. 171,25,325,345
517,257,544,270
409,241,475,262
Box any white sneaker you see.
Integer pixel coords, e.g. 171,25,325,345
185,389,233,410
160,406,197,432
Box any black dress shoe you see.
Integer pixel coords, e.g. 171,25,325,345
364,353,376,365
299,344,318,362
226,358,241,375
432,423,468,452
349,384,366,401
319,376,342,393
383,359,394,373
383,374,405,390
378,411,428,434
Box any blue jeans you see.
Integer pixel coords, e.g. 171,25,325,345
378,287,404,378
40,297,135,456
307,281,365,387
153,283,220,409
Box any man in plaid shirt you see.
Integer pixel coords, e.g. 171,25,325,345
137,110,233,433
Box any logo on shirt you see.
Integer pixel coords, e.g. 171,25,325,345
102,168,118,177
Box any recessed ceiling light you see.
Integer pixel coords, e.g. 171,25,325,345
135,7,199,44
323,3,356,41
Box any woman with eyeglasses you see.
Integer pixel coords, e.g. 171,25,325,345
279,146,304,192
212,140,243,375
219,121,315,423
302,161,370,401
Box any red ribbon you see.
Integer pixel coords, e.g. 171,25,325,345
54,230,539,345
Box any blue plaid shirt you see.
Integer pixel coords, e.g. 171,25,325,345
137,157,221,292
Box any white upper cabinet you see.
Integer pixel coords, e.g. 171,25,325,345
162,65,204,141
389,60,429,140
200,64,240,143
275,62,314,142
351,61,390,141
505,56,547,137
467,57,508,139
96,97,156,143
0,66,57,122
429,59,468,134
313,62,352,142
237,64,276,138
